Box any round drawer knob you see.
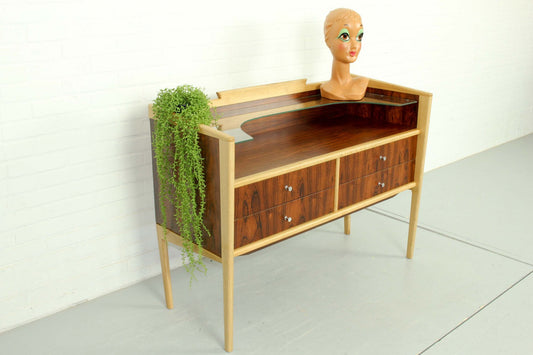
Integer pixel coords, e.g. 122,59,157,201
377,182,385,188
284,185,293,192
284,216,293,223
379,155,387,161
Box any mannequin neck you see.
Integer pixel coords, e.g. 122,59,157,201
330,60,352,84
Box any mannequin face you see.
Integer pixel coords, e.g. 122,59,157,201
326,13,364,64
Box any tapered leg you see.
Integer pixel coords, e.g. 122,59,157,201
222,251,234,352
157,228,174,309
407,187,422,259
344,215,351,235
219,139,235,352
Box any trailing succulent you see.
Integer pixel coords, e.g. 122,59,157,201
152,85,217,279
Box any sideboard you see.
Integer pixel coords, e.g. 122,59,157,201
148,78,432,352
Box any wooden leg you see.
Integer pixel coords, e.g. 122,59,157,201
157,227,174,309
222,250,234,352
407,187,422,259
344,215,351,235
219,139,235,352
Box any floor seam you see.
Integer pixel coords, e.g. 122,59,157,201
366,207,533,267
417,270,533,354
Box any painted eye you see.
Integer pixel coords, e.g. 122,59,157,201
356,29,364,42
337,28,350,42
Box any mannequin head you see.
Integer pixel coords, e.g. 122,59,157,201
320,8,368,101
324,8,364,64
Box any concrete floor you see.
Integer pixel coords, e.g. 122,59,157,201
1,134,532,355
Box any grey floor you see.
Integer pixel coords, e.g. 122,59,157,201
1,134,532,355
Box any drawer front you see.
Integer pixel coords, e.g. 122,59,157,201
235,160,335,219
339,136,417,183
338,161,415,209
234,188,335,248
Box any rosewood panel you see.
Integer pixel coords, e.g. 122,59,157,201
215,90,322,120
199,133,222,257
234,189,335,248
339,161,415,209
234,160,336,219
240,103,348,137
358,87,419,127
215,87,418,129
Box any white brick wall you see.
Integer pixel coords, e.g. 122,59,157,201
1,0,532,332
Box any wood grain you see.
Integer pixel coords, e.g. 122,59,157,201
339,136,417,183
234,183,416,257
234,189,335,248
234,160,335,219
339,161,415,208
235,118,412,179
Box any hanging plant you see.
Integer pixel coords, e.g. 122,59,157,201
152,85,217,279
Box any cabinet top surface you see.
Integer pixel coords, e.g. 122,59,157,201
221,88,420,180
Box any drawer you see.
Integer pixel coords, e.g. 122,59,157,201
235,160,335,219
234,188,335,248
338,161,415,209
339,136,417,183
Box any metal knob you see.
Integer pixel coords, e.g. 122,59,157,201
284,185,293,192
379,155,387,161
284,216,292,222
377,182,385,188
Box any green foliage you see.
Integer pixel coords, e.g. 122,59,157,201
152,85,217,280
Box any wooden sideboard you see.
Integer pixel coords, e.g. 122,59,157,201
148,78,432,352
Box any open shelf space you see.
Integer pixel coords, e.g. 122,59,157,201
235,117,415,179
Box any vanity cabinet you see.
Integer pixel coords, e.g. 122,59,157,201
149,78,432,352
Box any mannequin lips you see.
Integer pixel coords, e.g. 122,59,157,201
349,51,357,57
